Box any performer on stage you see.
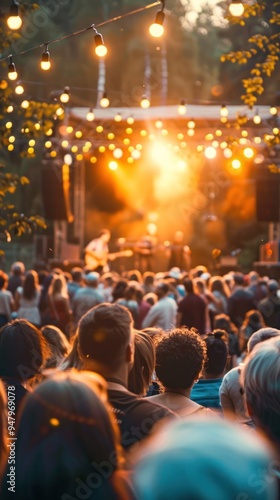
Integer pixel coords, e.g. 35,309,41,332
84,229,111,273
167,231,191,271
135,232,157,274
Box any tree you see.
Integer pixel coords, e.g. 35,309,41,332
221,0,280,107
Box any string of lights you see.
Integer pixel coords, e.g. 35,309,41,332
2,0,166,81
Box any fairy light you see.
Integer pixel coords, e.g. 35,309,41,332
178,100,186,115
7,1,22,30
60,86,70,104
86,109,95,121
41,44,51,71
229,0,244,17
149,1,165,38
100,92,110,108
93,28,108,57
141,95,150,109
8,56,17,80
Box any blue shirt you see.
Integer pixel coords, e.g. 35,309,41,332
190,378,223,409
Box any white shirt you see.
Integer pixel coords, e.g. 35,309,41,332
142,296,177,331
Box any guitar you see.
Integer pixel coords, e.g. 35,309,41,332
85,249,133,270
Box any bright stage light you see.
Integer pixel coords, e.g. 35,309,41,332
232,159,241,169
113,148,123,159
109,161,118,170
204,146,217,159
243,147,254,159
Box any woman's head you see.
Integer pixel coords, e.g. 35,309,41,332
243,310,265,329
41,325,70,369
23,270,39,299
59,335,83,371
0,320,49,382
214,314,238,335
203,330,229,377
155,328,206,390
48,274,68,298
128,331,155,396
13,371,123,500
209,276,230,297
0,271,8,291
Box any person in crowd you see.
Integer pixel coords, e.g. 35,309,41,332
258,279,280,329
228,272,256,328
117,282,139,324
67,267,84,308
246,271,267,302
208,276,230,314
214,313,239,368
134,287,152,330
142,282,177,331
7,261,25,297
142,272,155,294
73,272,104,324
0,371,130,500
177,278,207,335
127,269,142,283
128,331,155,397
148,328,208,417
0,271,14,328
48,274,72,338
41,325,71,369
0,319,49,418
132,418,278,500
78,303,175,450
0,380,7,479
219,327,280,423
243,336,280,455
112,279,128,302
39,273,54,326
98,272,115,302
59,334,83,371
239,309,265,356
190,330,228,409
15,270,41,327
193,277,213,332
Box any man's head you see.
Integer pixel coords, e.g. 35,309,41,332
78,303,134,375
98,229,111,243
85,272,100,288
155,282,169,300
70,267,83,283
155,328,206,390
183,278,194,294
233,272,245,287
243,336,280,448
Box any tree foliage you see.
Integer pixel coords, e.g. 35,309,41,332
221,0,280,106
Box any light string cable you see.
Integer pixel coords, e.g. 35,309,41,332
0,1,162,63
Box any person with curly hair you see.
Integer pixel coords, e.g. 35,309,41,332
148,327,208,417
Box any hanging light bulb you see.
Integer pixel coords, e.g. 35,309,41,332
60,86,70,103
220,104,229,118
15,82,24,94
93,29,108,57
229,0,244,17
270,106,278,116
86,108,95,121
149,1,165,38
100,92,110,108
7,1,22,30
141,95,150,109
114,113,122,122
41,44,51,71
253,110,261,125
8,56,18,81
178,100,186,115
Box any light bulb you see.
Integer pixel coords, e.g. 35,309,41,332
7,1,22,30
178,100,186,115
94,33,107,57
41,47,51,71
86,109,95,121
21,99,29,108
270,106,278,116
220,104,229,117
15,83,24,94
149,10,165,38
253,112,261,125
8,57,17,81
100,92,110,108
141,95,150,109
229,0,244,17
114,113,122,122
60,87,70,103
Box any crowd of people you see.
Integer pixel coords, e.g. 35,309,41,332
0,259,279,499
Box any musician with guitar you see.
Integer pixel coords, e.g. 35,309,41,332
84,229,132,272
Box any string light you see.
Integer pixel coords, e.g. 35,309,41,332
270,106,278,116
127,116,134,125
86,109,95,121
229,0,244,17
8,55,17,80
220,104,229,118
41,44,51,71
178,100,186,115
15,82,24,94
114,113,122,122
60,86,70,103
7,1,22,30
100,92,110,108
253,110,261,124
93,28,108,57
141,95,150,109
149,0,165,38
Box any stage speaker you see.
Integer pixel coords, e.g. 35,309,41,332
260,241,280,262
42,164,74,221
255,176,280,222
